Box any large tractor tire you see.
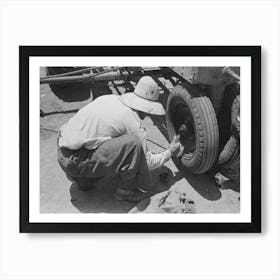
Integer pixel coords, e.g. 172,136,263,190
46,67,76,91
46,67,90,102
47,67,75,76
166,84,219,174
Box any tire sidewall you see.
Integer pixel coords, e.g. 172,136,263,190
166,84,219,173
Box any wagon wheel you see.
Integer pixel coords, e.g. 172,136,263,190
166,84,219,174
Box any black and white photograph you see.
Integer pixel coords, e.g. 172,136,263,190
20,46,260,232
40,66,241,214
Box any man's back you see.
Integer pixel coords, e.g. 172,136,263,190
59,95,140,150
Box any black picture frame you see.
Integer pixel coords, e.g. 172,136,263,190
20,46,261,233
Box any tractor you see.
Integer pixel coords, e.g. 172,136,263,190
40,66,240,174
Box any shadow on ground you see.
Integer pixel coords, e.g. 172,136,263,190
173,158,222,201
69,166,182,213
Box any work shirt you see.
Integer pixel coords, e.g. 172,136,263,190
59,95,171,170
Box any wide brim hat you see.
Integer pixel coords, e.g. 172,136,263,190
119,92,165,115
119,76,166,115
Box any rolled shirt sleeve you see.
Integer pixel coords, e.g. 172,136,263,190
133,127,171,170
145,149,171,170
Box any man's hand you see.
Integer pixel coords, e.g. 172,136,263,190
169,135,181,156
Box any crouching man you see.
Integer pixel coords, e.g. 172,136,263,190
57,76,180,202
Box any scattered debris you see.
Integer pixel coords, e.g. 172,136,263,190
129,189,196,214
214,172,230,188
214,170,240,191
157,190,196,213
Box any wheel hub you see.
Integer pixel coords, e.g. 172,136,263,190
173,102,196,154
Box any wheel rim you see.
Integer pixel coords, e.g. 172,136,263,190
170,97,196,158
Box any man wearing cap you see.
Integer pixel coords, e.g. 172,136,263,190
57,76,180,202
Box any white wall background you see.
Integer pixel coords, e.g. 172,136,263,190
0,0,279,279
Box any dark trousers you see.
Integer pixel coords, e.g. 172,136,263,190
57,134,152,190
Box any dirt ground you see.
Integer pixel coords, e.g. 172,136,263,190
40,68,240,213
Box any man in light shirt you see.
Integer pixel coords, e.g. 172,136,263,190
58,76,180,202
